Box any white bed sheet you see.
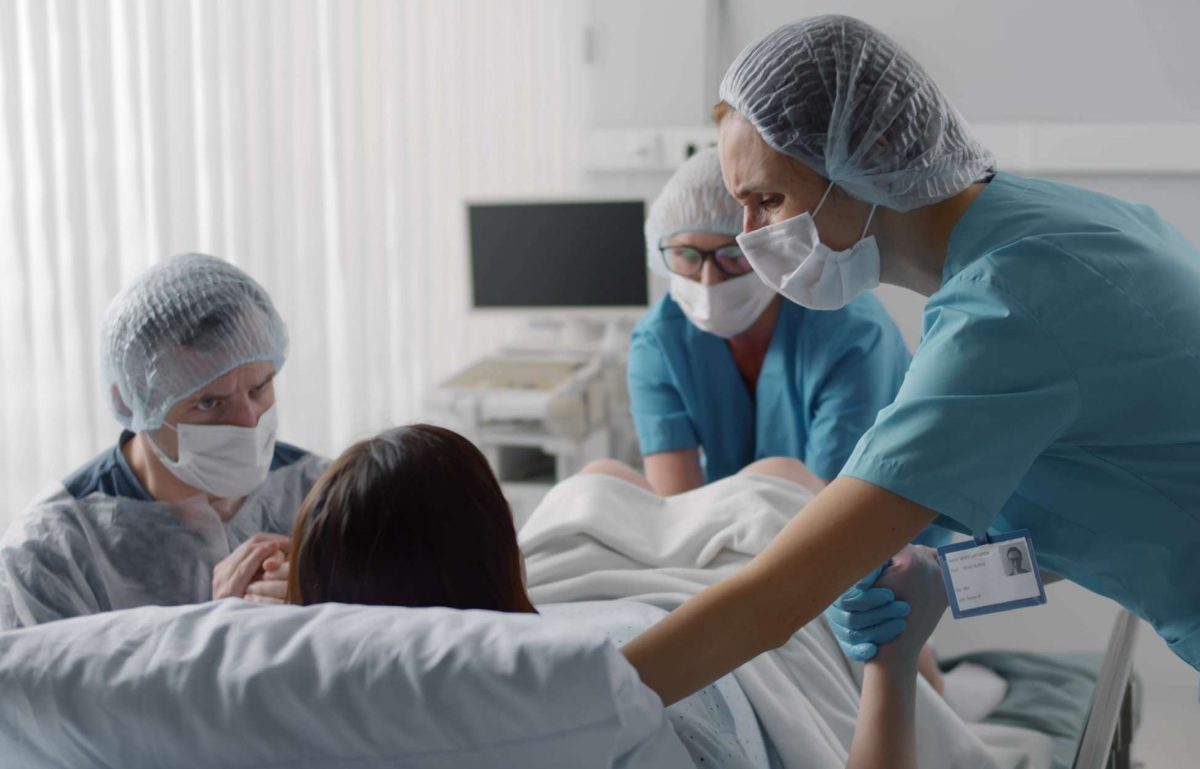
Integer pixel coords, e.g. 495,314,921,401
520,472,1053,769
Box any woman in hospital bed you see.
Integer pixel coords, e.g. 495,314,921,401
272,423,992,769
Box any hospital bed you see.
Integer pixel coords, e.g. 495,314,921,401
0,601,1141,769
944,608,1140,769
1073,607,1139,769
0,469,1145,769
0,467,1144,769
518,471,1147,769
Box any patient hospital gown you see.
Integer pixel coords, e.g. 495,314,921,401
842,172,1200,669
0,432,326,629
542,601,774,769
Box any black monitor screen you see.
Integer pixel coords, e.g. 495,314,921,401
469,200,648,308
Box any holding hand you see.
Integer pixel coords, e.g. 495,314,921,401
244,551,290,605
824,561,911,661
869,545,948,667
212,533,291,601
839,546,950,769
824,545,947,665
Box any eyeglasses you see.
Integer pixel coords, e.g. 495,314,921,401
659,244,753,277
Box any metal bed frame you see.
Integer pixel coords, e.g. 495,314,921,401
1072,608,1140,769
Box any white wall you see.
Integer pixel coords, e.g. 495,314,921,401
585,0,714,127
717,0,1200,123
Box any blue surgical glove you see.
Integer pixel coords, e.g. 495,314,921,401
823,561,910,661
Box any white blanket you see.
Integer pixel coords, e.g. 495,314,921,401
520,473,1050,769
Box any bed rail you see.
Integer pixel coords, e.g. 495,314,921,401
1071,608,1140,769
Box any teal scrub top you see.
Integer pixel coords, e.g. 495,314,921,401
627,292,910,482
842,172,1200,669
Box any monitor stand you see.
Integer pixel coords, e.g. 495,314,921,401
514,316,634,355
560,317,604,346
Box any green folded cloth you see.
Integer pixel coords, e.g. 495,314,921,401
941,650,1140,769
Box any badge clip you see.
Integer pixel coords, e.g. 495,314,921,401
937,529,1047,620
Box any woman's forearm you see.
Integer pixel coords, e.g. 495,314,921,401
643,448,705,496
620,566,785,704
917,643,944,695
847,660,920,769
622,477,936,704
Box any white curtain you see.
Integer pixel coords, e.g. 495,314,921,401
0,0,585,527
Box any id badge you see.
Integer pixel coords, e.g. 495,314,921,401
936,530,1047,619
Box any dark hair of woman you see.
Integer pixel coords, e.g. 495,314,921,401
286,424,535,613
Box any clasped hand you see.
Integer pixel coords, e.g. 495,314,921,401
823,545,948,666
211,532,292,605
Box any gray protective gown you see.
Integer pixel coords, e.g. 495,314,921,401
0,436,326,629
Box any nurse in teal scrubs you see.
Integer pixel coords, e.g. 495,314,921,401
621,15,1200,730
628,147,911,495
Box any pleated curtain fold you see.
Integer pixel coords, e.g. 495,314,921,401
0,0,584,526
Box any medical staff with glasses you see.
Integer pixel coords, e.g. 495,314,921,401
628,147,914,498
622,16,1200,736
0,254,328,629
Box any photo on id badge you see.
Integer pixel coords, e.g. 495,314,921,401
937,530,1046,620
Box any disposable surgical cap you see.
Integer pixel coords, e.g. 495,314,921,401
100,253,288,432
718,15,995,212
644,147,744,276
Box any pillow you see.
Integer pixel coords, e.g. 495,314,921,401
0,600,694,769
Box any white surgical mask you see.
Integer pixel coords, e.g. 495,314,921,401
736,182,880,310
150,404,278,499
669,271,777,338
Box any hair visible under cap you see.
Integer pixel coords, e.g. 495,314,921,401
710,100,734,125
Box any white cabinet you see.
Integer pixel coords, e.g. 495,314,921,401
580,1,722,172
584,0,719,128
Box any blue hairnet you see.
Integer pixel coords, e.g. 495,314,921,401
719,15,994,212
644,147,744,276
100,253,288,432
